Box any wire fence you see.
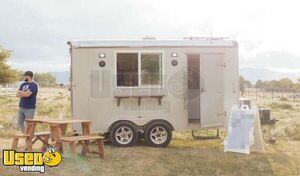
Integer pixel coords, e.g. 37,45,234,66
0,84,19,96
243,87,300,102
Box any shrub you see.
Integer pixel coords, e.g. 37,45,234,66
285,124,300,140
280,97,288,101
292,134,300,140
269,102,293,110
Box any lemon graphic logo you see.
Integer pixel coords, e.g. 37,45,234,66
43,147,62,167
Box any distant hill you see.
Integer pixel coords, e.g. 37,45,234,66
51,71,69,85
240,67,300,83
51,68,300,85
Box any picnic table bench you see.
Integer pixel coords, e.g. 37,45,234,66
58,135,104,158
11,119,104,158
12,131,50,151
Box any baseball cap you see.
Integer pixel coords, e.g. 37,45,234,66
24,71,34,77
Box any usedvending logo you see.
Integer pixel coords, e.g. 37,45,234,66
2,147,62,173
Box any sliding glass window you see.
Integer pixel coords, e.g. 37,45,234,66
141,53,162,86
116,52,162,87
117,53,138,87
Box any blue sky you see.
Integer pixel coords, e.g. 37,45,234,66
1,0,299,73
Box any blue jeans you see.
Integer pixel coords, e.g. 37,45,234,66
18,107,36,132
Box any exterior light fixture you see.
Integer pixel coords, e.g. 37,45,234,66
171,52,178,57
99,53,106,58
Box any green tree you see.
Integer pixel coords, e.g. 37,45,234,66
0,46,18,84
255,78,296,89
239,76,251,96
278,78,294,88
268,80,280,88
255,80,264,89
296,78,300,89
244,80,252,88
34,73,56,87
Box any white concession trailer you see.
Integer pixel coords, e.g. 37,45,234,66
68,37,239,147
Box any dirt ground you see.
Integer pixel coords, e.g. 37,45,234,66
0,87,300,176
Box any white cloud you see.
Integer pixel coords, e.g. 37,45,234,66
7,60,69,72
1,0,300,72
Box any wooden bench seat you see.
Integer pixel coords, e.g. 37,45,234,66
35,131,51,136
11,131,51,151
12,133,30,138
12,132,50,138
57,135,104,158
59,135,104,142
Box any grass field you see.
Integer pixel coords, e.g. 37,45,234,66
0,88,300,176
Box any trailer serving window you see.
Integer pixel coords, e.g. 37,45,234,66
117,52,162,87
117,53,139,86
141,53,162,86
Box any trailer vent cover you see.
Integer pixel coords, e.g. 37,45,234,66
99,61,106,67
171,60,178,66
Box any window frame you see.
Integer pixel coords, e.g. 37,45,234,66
115,50,164,88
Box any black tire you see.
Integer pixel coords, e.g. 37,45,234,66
109,121,138,147
144,121,172,147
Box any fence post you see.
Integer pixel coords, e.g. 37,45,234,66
6,84,8,95
293,89,296,102
248,87,250,97
256,87,258,100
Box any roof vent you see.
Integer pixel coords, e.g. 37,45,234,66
184,36,228,40
142,36,156,40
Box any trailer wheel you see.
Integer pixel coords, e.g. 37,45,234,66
109,121,138,147
145,121,172,147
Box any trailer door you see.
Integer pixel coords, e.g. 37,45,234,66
187,55,201,123
200,53,225,128
71,49,90,133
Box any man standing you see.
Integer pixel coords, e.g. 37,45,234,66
16,71,38,132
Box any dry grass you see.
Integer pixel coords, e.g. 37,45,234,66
0,87,71,137
0,88,300,176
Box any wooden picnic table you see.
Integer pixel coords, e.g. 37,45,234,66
24,119,92,152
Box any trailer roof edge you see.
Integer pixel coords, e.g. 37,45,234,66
68,39,238,48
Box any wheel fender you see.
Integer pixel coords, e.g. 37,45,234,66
144,119,174,131
107,120,137,133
